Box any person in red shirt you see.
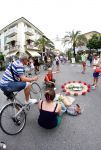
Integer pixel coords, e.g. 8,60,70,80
44,68,59,88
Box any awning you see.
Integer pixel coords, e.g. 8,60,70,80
5,51,18,58
27,50,41,57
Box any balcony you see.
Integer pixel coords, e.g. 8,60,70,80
6,35,17,44
9,45,20,52
25,27,34,36
25,44,39,50
5,45,20,52
25,35,34,42
5,27,17,37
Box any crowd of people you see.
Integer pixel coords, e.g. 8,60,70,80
0,51,101,130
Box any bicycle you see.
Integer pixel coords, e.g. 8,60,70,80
0,82,42,135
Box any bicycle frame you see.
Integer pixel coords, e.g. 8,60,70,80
7,93,30,119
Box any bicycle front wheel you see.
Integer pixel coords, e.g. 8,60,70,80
30,82,42,102
43,65,48,71
0,103,26,135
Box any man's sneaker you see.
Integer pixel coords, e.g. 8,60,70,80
54,87,56,90
28,99,38,104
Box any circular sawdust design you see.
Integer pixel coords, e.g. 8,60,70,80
61,81,90,96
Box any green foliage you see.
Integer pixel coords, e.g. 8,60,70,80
0,66,6,71
35,36,55,52
0,54,4,61
75,53,81,63
63,30,87,57
66,50,73,61
87,34,101,51
66,49,81,63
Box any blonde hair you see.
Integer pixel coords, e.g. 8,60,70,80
19,53,29,60
48,68,52,71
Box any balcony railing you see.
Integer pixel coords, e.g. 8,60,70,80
6,35,17,44
25,27,34,36
25,44,39,50
5,45,20,51
5,27,18,37
10,45,20,51
26,44,34,49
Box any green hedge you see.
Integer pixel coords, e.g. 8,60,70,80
75,54,81,63
0,54,4,61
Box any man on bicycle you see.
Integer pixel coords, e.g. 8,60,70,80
0,53,38,104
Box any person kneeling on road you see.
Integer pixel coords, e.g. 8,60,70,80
44,68,59,88
0,53,38,104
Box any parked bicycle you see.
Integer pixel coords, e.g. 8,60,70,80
0,82,42,135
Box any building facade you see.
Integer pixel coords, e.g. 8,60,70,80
76,31,101,52
0,17,54,61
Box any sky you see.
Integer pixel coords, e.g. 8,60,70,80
0,0,101,51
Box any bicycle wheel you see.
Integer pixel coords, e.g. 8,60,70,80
43,65,48,71
0,103,26,135
30,82,42,102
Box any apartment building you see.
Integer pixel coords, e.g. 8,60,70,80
0,17,53,60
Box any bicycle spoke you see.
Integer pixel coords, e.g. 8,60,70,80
0,103,26,135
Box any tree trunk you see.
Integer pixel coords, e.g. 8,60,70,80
43,46,45,52
42,46,45,60
89,49,91,54
73,43,76,58
96,49,99,54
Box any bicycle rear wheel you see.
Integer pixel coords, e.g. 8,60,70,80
0,103,26,135
30,82,42,102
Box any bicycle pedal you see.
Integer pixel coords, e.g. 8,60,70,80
26,105,30,111
16,120,21,126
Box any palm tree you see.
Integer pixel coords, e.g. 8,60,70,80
35,36,54,54
63,30,87,57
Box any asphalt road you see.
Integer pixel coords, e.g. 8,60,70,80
0,63,101,150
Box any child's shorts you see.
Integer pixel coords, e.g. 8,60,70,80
93,72,99,78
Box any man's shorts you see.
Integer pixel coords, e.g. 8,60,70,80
93,72,99,78
0,82,26,93
82,61,86,67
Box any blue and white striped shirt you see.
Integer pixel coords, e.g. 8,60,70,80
0,60,25,84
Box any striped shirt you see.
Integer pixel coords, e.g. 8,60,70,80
0,60,25,84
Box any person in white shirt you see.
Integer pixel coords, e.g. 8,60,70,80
91,54,100,88
55,56,60,71
29,58,34,71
